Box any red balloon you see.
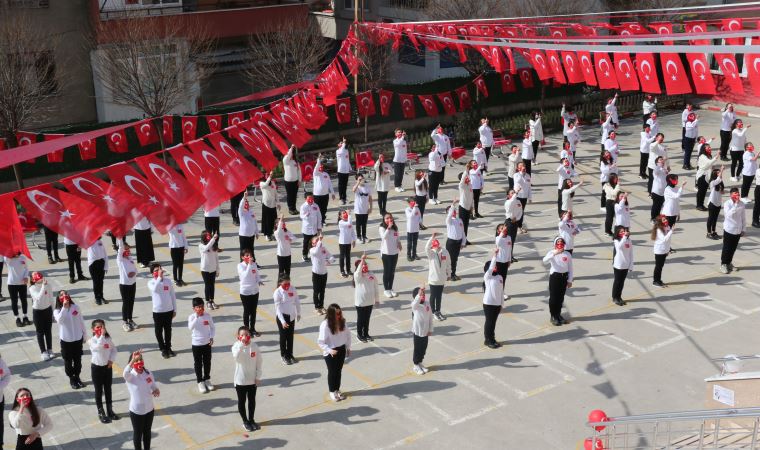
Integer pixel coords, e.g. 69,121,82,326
584,438,605,450
588,409,608,431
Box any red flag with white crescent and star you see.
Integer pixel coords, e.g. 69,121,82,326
746,38,760,94
721,18,744,45
454,85,471,111
168,145,229,210
205,115,223,133
44,134,65,163
576,51,597,86
355,91,376,118
473,74,489,97
134,119,159,147
248,109,290,155
561,51,585,84
714,53,744,93
78,139,97,161
528,49,553,80
134,153,203,225
686,53,717,95
227,111,245,127
334,97,352,124
398,94,416,119
162,115,175,146
517,69,534,89
225,125,279,172
660,53,691,95
634,53,661,94
378,89,393,116
181,116,198,144
417,94,439,117
545,50,567,84
594,52,619,89
0,193,31,258
500,72,516,93
436,92,457,116
206,131,264,186
101,163,175,234
268,103,312,147
105,129,129,154
613,53,639,91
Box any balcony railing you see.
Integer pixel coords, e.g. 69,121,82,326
99,0,304,19
387,0,428,9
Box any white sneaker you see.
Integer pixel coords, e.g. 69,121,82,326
384,290,393,298
503,294,510,300
45,350,54,360
330,391,340,402
390,290,398,297
204,380,215,391
720,264,729,274
198,382,209,393
336,390,346,400
413,365,425,375
419,364,429,374
122,322,131,332
398,187,405,192
40,352,47,361
741,197,750,204
599,207,606,212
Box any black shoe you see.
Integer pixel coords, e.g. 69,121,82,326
168,349,177,357
16,318,22,327
414,255,421,261
289,356,298,364
244,421,255,432
465,240,472,246
613,298,627,306
282,356,291,365
475,213,484,218
101,298,109,305
78,276,90,281
669,248,677,254
365,335,374,342
558,315,569,324
23,317,31,326
721,157,730,161
696,206,708,211
55,257,65,263
95,298,103,306
70,277,76,284
161,350,170,359
407,256,414,262
48,257,55,264
253,422,261,431
486,342,501,349
253,330,261,337
289,209,298,215
653,280,665,287
511,257,518,263
358,336,367,343
98,409,111,424
70,380,79,389
550,317,562,326
76,378,86,389
419,224,428,230
450,275,460,281
753,222,760,228
107,410,119,421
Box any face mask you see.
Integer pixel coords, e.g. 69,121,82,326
731,192,740,201
661,218,669,225
563,161,570,167
385,218,393,226
93,327,103,337
618,230,626,238
31,273,42,283
21,397,31,406
123,250,130,258
687,113,696,122
699,138,706,144
361,264,369,273
281,282,291,290
194,306,205,316
409,201,416,208
202,233,210,242
342,212,349,220
464,177,470,184
748,146,755,152
687,105,693,111
240,335,251,345
306,197,314,205
609,134,616,140
431,239,440,249
133,361,145,372
567,182,573,188
555,243,565,251
153,271,160,279
243,201,249,210
243,255,251,264
651,114,657,120
436,128,443,134
60,295,70,303
472,163,478,170
451,211,457,218
738,123,744,129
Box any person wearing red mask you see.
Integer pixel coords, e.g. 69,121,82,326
337,209,357,277
379,213,402,298
413,170,428,229
375,153,392,215
259,172,279,241
353,253,380,342
529,111,543,164
116,241,138,332
521,131,534,175
352,174,372,243
729,119,750,181
600,113,614,155
503,190,521,263
86,237,109,306
188,297,216,394
507,145,522,192
642,94,657,123
426,233,451,320
707,167,726,239
557,158,578,216
299,193,322,262
612,226,634,306
647,133,667,194
603,174,621,236
282,145,302,215
237,193,259,258
231,326,262,432
695,143,719,211
404,199,422,262
662,174,686,230
54,290,86,389
494,225,512,297
682,111,699,170
148,263,177,359
29,272,54,361
468,160,485,218
514,162,531,234
411,285,434,375
310,234,335,315
168,223,188,287
317,304,352,402
639,123,655,180
431,125,451,183
237,249,262,336
650,156,668,221
483,250,504,348
473,141,487,175
681,102,693,142
457,170,474,241
720,103,736,161
478,118,493,164
273,277,301,365
9,388,53,450
198,231,220,310
651,214,675,287
274,215,295,277
646,112,660,137
542,237,573,326
393,129,408,192
336,137,352,204
720,187,746,274
445,200,466,281
124,351,160,450
88,319,118,423
312,155,335,228
741,142,759,201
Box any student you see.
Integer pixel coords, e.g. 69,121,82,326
614,192,631,229
494,225,512,298
283,145,301,215
379,213,402,298
695,144,719,211
317,304,352,402
557,157,577,215
741,142,759,200
274,216,295,277
9,388,53,450
426,233,451,321
529,111,543,163
352,175,372,243
566,121,581,161
683,112,699,170
754,163,760,228
404,199,422,262
124,351,160,450
354,254,380,342
646,112,660,137
88,319,118,424
414,170,429,229
53,290,86,389
431,125,451,181
0,354,11,447
374,153,392,216
478,118,494,163
237,249,262,336
514,163,531,233
662,174,686,228
168,223,188,287
273,276,300,365
720,187,746,274
411,285,434,375
469,160,485,217
612,226,634,306
473,142,488,174
707,167,725,239
603,174,621,236
299,193,322,262
393,130,408,192
230,191,245,226
651,156,668,221
238,193,259,256
520,131,534,174
604,131,620,164
560,178,582,218
63,237,88,285
652,215,675,287
5,252,30,327
427,145,444,204
642,94,657,122
87,237,108,306
188,297,215,394
132,218,153,264
42,226,62,265
729,119,750,181
483,251,504,348
198,231,220,310
232,326,262,432
148,263,177,359
543,237,574,326
639,124,655,179
203,206,221,244
558,211,580,255
260,173,279,240
507,145,522,191
336,138,352,204
337,210,357,276
599,151,617,211
313,155,335,227
561,104,579,140
647,133,667,193
29,272,54,361
445,199,466,281
605,93,619,126
720,103,736,161
600,113,614,154
504,189,522,259
309,235,334,314
116,241,138,332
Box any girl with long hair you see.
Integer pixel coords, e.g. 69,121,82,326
707,167,725,239
695,143,719,210
88,319,118,423
54,290,86,390
231,326,262,432
116,240,138,332
405,198,422,262
729,119,750,180
651,215,675,287
352,174,372,243
317,304,352,402
337,209,356,277
198,230,220,310
273,276,300,365
612,226,633,306
124,351,160,450
9,388,52,450
414,170,429,229
379,213,402,298
354,254,380,342
237,249,262,336
650,156,668,221
29,272,54,361
543,237,574,326
603,173,621,236
411,285,434,375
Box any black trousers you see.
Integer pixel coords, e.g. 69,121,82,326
314,195,329,226
32,307,53,353
651,193,664,221
235,384,257,423
647,168,654,193
548,272,569,320
459,205,471,237
653,253,668,283
496,262,510,289
683,137,696,167
14,433,43,450
230,191,245,224
201,271,216,302
339,244,352,274
89,259,106,302
428,170,442,200
508,176,515,191
720,129,731,158
170,247,185,282
276,314,295,358
356,305,373,339
393,162,405,188
381,254,398,290
204,216,220,236
517,198,527,228
284,180,299,212
742,175,754,198
639,153,649,178
0,399,3,447
429,284,444,313
237,237,254,261
731,151,744,178
130,409,154,450
134,229,154,266
262,205,277,237
152,311,173,351
412,335,428,365
192,343,212,383
324,344,346,392
708,203,721,233
484,146,492,163
473,189,482,215
605,200,615,235
9,284,28,316
43,226,60,259
91,363,113,411
483,304,501,344
754,186,760,223
532,140,540,161
722,232,741,265
524,159,532,175
60,338,83,379
354,214,368,240
120,283,136,322
415,195,427,221
507,220,519,248
312,272,327,309
407,232,419,258
302,233,314,259
445,238,462,277
65,244,84,280
277,255,291,277
338,173,349,202
666,215,677,228
612,268,628,300
696,176,708,208
240,293,259,331
377,191,388,216
600,183,607,209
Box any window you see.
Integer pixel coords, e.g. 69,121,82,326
7,0,49,7
439,47,461,69
709,37,748,76
398,39,425,67
34,51,58,95
125,0,180,7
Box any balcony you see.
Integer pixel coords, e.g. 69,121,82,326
97,0,308,20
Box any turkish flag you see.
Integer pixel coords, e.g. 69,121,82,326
437,92,457,116
614,53,639,91
746,41,760,94
102,163,176,234
561,52,584,84
594,53,619,89
548,26,567,40
168,145,229,210
686,53,716,95
334,97,352,124
721,18,744,45
44,134,66,163
545,50,567,84
660,53,691,95
226,125,279,172
293,92,326,129
187,138,240,196
473,75,489,97
134,119,159,147
60,171,143,238
181,116,198,144
649,22,674,45
502,47,516,75
0,194,31,258
162,116,174,146
715,53,744,93
355,91,376,118
684,21,709,45
206,132,264,188
15,132,37,164
78,139,97,161
206,115,223,133
418,94,439,117
576,51,597,86
635,53,661,93
268,103,312,147
227,112,245,127
455,86,471,111
378,89,393,116
517,69,534,88
248,109,289,155
340,46,361,76
105,129,129,153
500,72,516,93
399,94,416,119
529,49,553,80
134,153,202,225
571,23,597,37
15,184,110,248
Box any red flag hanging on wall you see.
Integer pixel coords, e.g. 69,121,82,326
473,75,489,97
529,49,553,80
181,116,198,143
418,94,439,117
594,52,619,89
227,111,245,127
162,116,174,146
561,51,585,84
576,51,597,86
334,97,352,124
500,72,516,93
635,53,661,94
660,53,692,95
105,129,129,153
545,50,567,84
437,92,457,116
378,89,393,116
206,115,223,133
714,53,744,93
134,119,159,147
399,94,416,119
517,69,534,88
455,85,472,111
78,139,96,160
44,134,65,163
746,39,760,94
613,53,639,91
721,18,744,45
686,53,716,95
355,91,377,118
0,194,31,258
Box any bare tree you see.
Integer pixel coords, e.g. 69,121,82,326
358,40,393,92
0,6,59,189
244,16,331,92
604,0,705,25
